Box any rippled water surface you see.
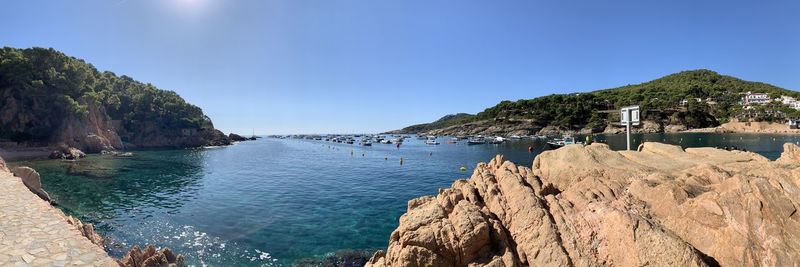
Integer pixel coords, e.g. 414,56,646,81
16,133,800,265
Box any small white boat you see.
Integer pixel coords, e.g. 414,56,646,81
425,139,440,145
361,140,372,146
488,137,506,144
425,136,439,145
546,136,583,148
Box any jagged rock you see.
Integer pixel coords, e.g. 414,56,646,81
10,166,53,203
65,215,105,247
778,143,800,163
49,145,86,160
0,155,7,172
117,245,186,267
368,142,800,266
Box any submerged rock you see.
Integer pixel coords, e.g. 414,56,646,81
117,245,186,267
10,166,53,203
367,142,800,266
295,250,371,267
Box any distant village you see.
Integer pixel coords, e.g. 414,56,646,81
680,91,800,128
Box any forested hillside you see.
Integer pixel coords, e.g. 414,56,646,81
394,70,800,135
0,47,229,151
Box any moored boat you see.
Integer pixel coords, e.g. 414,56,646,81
425,136,439,145
546,136,582,149
467,136,486,145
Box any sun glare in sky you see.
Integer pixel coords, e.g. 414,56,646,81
166,0,214,17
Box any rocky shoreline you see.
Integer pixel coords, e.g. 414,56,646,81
400,119,800,138
366,142,800,266
682,121,800,135
0,156,187,266
403,119,695,137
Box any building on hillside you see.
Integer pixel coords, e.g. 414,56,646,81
743,92,770,105
779,96,800,110
789,119,800,129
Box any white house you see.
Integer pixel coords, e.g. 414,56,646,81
743,92,770,105
779,96,800,110
680,98,703,106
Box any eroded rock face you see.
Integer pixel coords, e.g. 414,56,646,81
0,155,7,172
65,215,105,247
368,142,800,266
117,245,186,267
10,166,52,203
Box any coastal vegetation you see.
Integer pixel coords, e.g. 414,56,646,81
396,113,476,134
0,47,228,149
395,70,800,134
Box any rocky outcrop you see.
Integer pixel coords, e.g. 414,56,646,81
228,133,248,142
0,154,7,172
49,145,86,160
10,166,52,203
56,105,124,153
117,245,186,267
664,124,688,133
65,215,105,247
419,119,682,137
368,142,800,266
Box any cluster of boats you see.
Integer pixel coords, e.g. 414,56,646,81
320,135,411,146
270,134,587,150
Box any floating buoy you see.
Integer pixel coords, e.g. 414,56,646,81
385,157,388,161
362,153,365,157
429,152,433,156
400,157,404,165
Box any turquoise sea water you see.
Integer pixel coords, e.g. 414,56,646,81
14,133,800,266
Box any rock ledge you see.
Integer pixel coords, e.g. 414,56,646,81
367,142,800,266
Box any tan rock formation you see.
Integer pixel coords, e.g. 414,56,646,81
49,144,87,160
65,215,105,247
0,155,7,172
10,166,52,203
56,105,124,153
117,245,186,267
368,142,800,266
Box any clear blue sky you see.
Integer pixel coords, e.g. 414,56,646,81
2,0,798,134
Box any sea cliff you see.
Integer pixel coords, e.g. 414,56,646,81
0,47,231,156
367,142,800,266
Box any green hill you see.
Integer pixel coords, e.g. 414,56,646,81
0,47,229,151
391,113,475,134
394,70,800,134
